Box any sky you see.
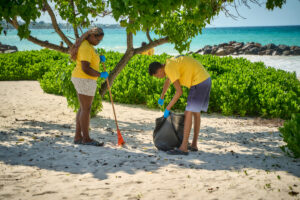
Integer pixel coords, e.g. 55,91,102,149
38,0,300,27
208,0,300,27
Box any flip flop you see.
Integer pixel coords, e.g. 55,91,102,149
188,145,198,152
74,139,82,144
167,148,189,156
82,139,104,147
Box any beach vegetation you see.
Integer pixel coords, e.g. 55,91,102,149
264,183,272,190
277,175,281,180
0,49,298,120
0,0,288,97
279,113,300,158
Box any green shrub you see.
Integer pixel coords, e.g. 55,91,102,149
191,54,300,119
101,52,299,119
39,58,102,117
279,113,300,158
0,49,67,80
1,49,299,119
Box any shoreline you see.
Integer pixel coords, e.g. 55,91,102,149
1,42,299,76
2,24,300,29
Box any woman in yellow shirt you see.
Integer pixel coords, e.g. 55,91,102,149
69,27,108,146
149,55,211,155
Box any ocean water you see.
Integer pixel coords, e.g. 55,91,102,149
1,26,300,75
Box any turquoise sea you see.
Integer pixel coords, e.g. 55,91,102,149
1,25,300,75
1,26,300,54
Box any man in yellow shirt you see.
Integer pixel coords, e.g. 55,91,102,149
149,55,211,155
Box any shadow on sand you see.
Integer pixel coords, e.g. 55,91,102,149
0,115,299,180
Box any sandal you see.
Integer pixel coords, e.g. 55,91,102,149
188,144,198,152
82,139,104,147
74,139,82,144
167,148,189,156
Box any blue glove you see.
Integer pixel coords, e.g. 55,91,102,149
158,98,164,106
163,109,170,118
100,71,109,79
100,55,106,63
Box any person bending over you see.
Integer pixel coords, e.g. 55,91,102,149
149,55,211,155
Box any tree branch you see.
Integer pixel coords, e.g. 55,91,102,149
44,1,73,47
222,0,262,20
99,24,136,97
134,36,169,55
127,31,133,49
127,19,134,50
70,0,79,38
99,10,113,17
27,36,69,53
9,19,69,53
146,29,153,43
99,50,134,97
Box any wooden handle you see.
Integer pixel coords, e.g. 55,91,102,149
102,62,119,130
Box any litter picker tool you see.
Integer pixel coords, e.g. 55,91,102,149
101,62,125,146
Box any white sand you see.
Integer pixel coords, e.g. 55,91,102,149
0,81,299,200
229,55,300,77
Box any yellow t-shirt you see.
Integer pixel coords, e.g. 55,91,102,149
164,56,210,88
141,48,154,56
71,40,100,80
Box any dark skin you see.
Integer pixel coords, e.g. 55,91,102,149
74,34,104,144
154,65,183,111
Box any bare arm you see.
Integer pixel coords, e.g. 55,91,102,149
160,78,171,99
166,80,182,110
81,61,100,77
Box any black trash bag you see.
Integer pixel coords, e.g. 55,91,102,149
153,112,185,151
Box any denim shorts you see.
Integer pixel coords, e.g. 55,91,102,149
185,77,211,113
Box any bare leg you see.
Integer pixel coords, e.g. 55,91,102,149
179,111,193,152
74,107,82,142
77,94,94,143
191,112,201,150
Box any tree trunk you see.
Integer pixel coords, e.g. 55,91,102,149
99,29,134,97
44,1,73,47
99,49,134,97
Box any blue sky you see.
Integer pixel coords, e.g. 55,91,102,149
208,0,300,27
38,0,300,27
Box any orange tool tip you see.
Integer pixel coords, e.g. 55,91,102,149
117,129,125,146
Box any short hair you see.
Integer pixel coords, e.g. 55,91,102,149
149,62,163,76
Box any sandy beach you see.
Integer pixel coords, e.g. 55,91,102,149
229,55,300,77
0,81,299,200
